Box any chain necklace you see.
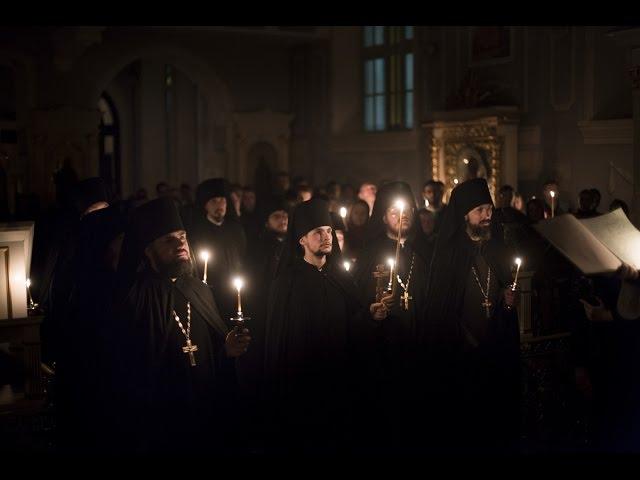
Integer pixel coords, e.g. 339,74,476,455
396,253,415,311
172,301,198,367
471,265,492,319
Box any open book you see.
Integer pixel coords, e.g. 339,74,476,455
533,208,640,275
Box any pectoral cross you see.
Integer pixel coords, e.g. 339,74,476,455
182,339,198,367
482,299,492,319
402,290,413,310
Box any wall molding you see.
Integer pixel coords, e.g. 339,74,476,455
577,118,633,144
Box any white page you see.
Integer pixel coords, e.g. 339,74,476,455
579,208,640,270
533,213,622,275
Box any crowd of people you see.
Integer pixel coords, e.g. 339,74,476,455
15,168,640,456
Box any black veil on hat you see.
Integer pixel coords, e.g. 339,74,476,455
117,197,188,285
275,198,344,277
195,177,241,221
330,211,346,232
365,181,418,242
437,177,494,243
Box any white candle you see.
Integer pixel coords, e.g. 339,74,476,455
233,277,244,316
200,250,210,284
425,199,430,209
25,279,34,309
550,191,556,218
387,258,395,290
512,257,522,291
392,199,405,295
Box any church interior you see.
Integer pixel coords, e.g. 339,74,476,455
1,25,640,459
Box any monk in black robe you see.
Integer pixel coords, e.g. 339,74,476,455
111,197,251,454
56,179,125,453
420,178,520,454
235,201,289,452
263,198,387,455
352,181,432,452
188,178,247,318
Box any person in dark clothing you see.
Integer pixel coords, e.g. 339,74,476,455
240,186,262,250
352,181,432,452
263,198,387,455
111,197,250,454
422,179,448,233
56,197,125,453
234,200,290,453
492,184,529,251
344,199,369,262
575,189,601,219
188,178,248,318
420,178,520,455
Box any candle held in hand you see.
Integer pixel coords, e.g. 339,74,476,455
233,277,244,316
200,250,210,284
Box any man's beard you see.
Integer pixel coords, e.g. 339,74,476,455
313,247,331,258
157,258,193,278
467,222,492,241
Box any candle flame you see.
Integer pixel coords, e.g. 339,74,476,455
200,250,210,261
425,199,430,208
515,257,522,267
394,199,406,210
453,178,459,185
550,191,556,198
343,261,351,272
463,158,469,164
233,277,244,291
387,258,395,268
25,279,31,288
339,207,347,218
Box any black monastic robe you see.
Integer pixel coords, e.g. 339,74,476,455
263,257,372,453
112,272,235,453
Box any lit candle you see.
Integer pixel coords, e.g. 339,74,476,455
343,261,351,272
387,258,395,290
453,178,459,185
339,207,347,219
550,191,556,218
512,257,522,291
200,250,210,284
425,198,430,209
392,199,406,295
233,277,244,316
25,279,36,310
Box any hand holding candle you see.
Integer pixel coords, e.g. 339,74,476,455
200,250,210,284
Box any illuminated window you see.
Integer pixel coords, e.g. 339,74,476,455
363,26,415,131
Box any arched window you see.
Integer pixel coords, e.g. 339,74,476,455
97,93,121,197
